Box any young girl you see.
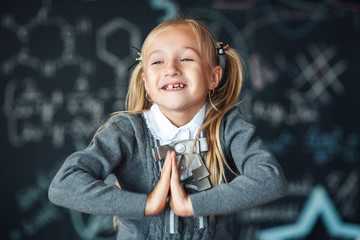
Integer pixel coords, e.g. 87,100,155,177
49,17,287,239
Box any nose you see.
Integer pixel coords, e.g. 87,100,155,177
164,59,181,77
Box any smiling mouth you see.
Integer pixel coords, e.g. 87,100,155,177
162,84,186,90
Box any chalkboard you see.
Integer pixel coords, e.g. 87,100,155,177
1,0,360,239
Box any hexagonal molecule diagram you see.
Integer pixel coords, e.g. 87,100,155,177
1,1,104,148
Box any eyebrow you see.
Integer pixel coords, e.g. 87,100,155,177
183,46,201,57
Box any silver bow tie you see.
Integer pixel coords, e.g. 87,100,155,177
152,137,211,191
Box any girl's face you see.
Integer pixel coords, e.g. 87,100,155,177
142,25,221,125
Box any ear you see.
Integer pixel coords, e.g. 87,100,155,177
142,72,149,93
209,65,222,90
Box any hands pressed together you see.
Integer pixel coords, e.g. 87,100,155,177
144,151,194,217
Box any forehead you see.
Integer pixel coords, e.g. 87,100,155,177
145,25,201,54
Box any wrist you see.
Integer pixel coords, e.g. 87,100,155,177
184,196,194,216
144,195,153,216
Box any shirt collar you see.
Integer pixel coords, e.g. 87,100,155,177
143,103,206,142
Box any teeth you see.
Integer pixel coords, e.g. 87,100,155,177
164,84,185,90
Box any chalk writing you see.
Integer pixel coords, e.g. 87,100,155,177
1,4,92,78
234,176,313,226
258,186,360,240
252,90,319,127
264,1,328,39
293,44,347,105
235,203,299,223
304,125,359,165
95,16,141,110
286,175,314,197
22,199,61,236
149,0,179,22
242,5,327,40
325,169,359,219
10,162,64,239
250,53,278,92
1,1,359,240
69,211,115,240
236,225,259,240
3,77,113,148
264,130,295,156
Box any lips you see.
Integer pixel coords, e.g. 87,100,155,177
162,83,186,90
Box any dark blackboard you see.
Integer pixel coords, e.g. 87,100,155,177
1,0,360,239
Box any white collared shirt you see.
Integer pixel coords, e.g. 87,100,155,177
143,103,206,179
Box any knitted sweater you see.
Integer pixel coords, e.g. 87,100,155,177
48,107,287,239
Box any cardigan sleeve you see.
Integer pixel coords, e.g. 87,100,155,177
48,115,148,217
190,107,287,217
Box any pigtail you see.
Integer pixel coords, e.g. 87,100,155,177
89,63,149,147
126,63,152,111
201,47,244,186
211,48,243,115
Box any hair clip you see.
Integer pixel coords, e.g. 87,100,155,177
215,42,229,55
136,51,142,63
127,46,142,72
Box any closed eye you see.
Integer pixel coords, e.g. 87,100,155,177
181,58,193,62
152,61,163,65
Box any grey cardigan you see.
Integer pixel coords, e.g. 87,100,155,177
48,107,287,239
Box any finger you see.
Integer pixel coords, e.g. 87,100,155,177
157,151,172,195
145,152,172,215
161,151,172,178
170,151,179,179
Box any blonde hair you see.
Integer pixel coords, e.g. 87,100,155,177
126,17,244,186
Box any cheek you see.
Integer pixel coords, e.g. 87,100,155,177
145,67,161,83
144,78,153,94
142,73,153,94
